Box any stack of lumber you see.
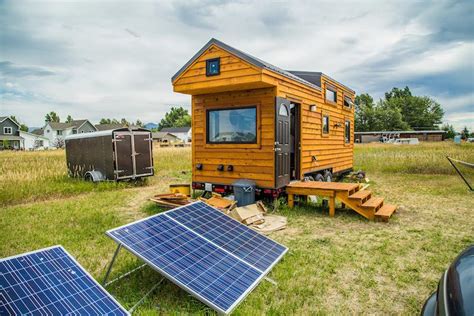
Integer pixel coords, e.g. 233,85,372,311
150,193,193,208
198,195,237,214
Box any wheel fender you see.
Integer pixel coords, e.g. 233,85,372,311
84,170,105,182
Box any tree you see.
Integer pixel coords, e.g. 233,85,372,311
45,112,60,123
158,107,191,130
120,118,130,126
65,115,73,123
10,116,28,132
99,118,111,124
384,87,444,130
441,124,456,139
373,100,410,131
461,126,470,140
52,138,65,149
135,119,143,127
354,93,376,132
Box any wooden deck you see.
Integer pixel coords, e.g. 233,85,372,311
286,181,397,222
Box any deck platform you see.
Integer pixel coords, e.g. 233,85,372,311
286,181,397,222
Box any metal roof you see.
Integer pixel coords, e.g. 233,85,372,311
171,38,324,92
288,71,355,93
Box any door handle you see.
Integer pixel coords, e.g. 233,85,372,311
274,148,281,152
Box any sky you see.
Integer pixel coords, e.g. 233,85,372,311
0,0,473,130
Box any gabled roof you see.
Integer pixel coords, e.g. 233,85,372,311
172,38,323,91
152,132,179,139
0,116,20,127
31,128,44,135
160,127,191,133
47,119,96,131
95,123,126,131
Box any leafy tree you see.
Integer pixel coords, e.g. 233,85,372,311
65,115,73,123
135,119,143,127
461,126,470,140
354,94,376,132
120,118,130,126
99,118,121,125
45,112,60,123
384,87,444,130
373,100,410,131
9,116,28,132
441,124,456,139
158,107,191,130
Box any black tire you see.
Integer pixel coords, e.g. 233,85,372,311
324,170,333,182
314,173,324,182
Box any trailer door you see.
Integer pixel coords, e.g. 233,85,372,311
113,131,134,179
275,97,291,188
133,131,154,177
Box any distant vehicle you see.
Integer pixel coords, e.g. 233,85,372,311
421,245,474,316
65,128,154,182
467,137,474,143
393,138,419,145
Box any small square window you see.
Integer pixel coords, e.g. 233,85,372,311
206,58,220,76
57,130,62,136
322,116,329,134
344,97,353,108
326,88,337,103
4,127,13,134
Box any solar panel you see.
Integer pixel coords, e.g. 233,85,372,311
0,246,128,316
106,201,287,314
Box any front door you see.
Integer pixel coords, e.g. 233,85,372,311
275,97,291,188
133,132,154,177
113,131,134,179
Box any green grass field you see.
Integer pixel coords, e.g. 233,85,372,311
1,143,473,315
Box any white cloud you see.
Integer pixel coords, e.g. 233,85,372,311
0,0,473,129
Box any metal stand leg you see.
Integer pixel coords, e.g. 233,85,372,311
128,277,165,314
103,244,122,285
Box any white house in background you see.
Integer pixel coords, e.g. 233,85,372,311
0,116,49,150
160,127,192,143
19,131,50,150
43,119,97,147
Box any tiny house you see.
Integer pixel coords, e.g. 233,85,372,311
172,38,355,195
65,128,154,181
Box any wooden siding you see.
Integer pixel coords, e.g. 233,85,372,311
192,88,276,188
173,44,272,95
264,71,355,177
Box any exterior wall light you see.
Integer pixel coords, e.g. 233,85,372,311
310,104,317,112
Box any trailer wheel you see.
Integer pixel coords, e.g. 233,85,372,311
314,173,324,182
324,171,333,182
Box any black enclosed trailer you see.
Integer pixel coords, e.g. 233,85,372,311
65,128,154,181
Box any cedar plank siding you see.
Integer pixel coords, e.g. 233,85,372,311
172,39,355,189
192,88,276,188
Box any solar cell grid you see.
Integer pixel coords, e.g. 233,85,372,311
166,202,287,272
0,246,128,316
108,214,262,313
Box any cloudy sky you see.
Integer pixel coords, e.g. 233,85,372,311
1,0,473,130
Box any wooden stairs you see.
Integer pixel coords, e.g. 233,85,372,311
286,181,397,222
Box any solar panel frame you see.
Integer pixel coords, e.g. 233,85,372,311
106,201,288,314
0,245,129,316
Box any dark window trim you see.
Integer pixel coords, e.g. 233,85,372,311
206,57,220,77
322,115,330,134
345,120,351,143
325,86,337,103
344,96,352,108
206,105,257,144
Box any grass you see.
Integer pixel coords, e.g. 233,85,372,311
1,142,473,315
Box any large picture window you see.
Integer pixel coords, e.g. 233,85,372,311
207,106,257,144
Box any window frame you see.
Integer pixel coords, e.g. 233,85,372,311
322,115,330,135
3,127,13,135
206,105,258,145
345,119,351,144
206,58,221,77
325,86,337,104
57,130,63,136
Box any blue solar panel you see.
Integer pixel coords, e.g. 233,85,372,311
106,201,287,314
167,202,288,272
0,246,128,316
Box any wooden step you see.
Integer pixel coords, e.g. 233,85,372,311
348,190,372,202
375,204,397,222
362,197,384,210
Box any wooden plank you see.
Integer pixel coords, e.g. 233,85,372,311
375,204,397,221
362,197,384,209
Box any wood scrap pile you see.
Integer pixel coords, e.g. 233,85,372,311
198,195,237,213
150,193,194,208
230,201,287,233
